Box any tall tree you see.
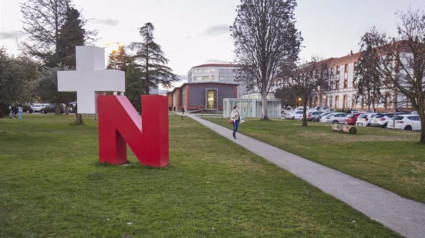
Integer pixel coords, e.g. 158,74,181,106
57,7,85,67
21,0,71,67
366,9,425,143
23,1,93,122
282,57,332,126
107,46,149,111
107,45,128,71
354,27,385,111
129,23,178,94
231,0,302,119
56,6,86,123
21,0,94,67
0,48,39,117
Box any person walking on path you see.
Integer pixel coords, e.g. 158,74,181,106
230,105,240,139
181,107,185,120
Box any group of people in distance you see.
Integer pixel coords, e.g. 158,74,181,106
9,105,22,119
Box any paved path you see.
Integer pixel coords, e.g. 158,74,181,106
184,113,425,238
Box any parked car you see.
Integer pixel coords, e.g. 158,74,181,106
321,107,335,113
284,110,303,120
283,106,292,113
320,112,348,124
355,113,377,127
15,104,33,113
317,112,331,121
31,103,44,112
40,103,65,114
284,110,295,119
370,113,394,128
307,111,322,121
393,114,421,130
293,110,304,120
387,118,396,129
344,113,361,125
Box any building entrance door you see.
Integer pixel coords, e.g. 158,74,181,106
206,89,218,110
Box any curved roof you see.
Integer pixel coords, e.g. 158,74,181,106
192,63,243,69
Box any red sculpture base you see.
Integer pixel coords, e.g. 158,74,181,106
97,95,169,167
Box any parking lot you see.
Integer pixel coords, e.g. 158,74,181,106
282,106,422,131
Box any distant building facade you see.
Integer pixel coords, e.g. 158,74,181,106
273,41,413,112
188,64,247,97
169,64,245,111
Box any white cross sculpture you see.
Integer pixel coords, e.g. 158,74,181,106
57,46,125,114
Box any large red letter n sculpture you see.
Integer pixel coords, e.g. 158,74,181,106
98,95,169,167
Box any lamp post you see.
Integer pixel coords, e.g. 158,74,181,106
298,97,302,107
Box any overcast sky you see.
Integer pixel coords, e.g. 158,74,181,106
1,0,424,78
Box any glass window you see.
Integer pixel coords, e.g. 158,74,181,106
408,116,419,121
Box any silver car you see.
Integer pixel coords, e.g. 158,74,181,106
320,112,348,124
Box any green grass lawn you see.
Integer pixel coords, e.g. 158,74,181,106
0,114,400,237
205,117,425,204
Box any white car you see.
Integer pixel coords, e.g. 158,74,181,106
393,114,421,130
31,103,44,112
284,110,303,120
293,110,304,120
283,110,294,119
370,113,394,128
356,113,377,127
320,112,348,124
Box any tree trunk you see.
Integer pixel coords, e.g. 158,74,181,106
73,104,84,125
55,99,61,114
418,108,425,144
302,99,308,126
261,91,269,120
367,90,371,111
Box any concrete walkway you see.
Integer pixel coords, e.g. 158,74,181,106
184,113,425,238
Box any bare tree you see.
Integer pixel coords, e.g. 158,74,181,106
355,27,386,112
282,57,332,126
231,0,302,120
21,0,71,67
21,0,95,67
367,9,425,143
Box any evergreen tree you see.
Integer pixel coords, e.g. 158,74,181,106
107,46,149,111
107,45,128,71
129,23,178,94
57,7,85,68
